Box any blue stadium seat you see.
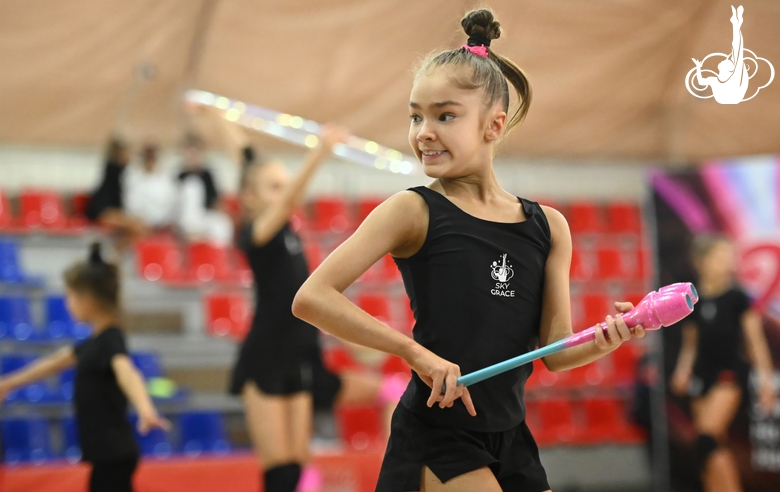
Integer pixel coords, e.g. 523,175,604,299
128,414,173,459
0,354,47,403
1,417,53,464
57,368,75,401
0,296,36,341
178,411,230,456
45,295,91,340
0,239,24,283
0,239,43,287
131,351,164,379
60,416,82,463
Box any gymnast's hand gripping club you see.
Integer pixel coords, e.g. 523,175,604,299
444,283,698,391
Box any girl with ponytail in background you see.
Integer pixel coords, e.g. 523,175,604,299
0,243,169,492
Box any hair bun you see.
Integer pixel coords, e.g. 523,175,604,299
89,242,104,265
461,9,502,45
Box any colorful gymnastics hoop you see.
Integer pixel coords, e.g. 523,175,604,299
185,90,421,176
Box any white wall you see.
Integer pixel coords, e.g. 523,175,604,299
0,144,650,202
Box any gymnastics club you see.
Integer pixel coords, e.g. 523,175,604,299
446,283,697,390
184,89,421,176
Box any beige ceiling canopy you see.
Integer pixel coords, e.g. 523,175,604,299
1,0,778,162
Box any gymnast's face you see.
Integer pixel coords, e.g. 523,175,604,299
408,67,505,179
241,162,289,216
697,241,736,281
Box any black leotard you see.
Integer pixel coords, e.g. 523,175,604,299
395,186,551,432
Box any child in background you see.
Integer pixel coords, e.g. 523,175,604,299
0,243,169,492
671,235,776,492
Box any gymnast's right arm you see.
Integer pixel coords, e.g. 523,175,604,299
293,190,477,416
249,125,347,246
0,347,76,403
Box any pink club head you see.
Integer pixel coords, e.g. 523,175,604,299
624,291,694,331
657,282,698,304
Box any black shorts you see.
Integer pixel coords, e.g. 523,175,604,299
688,359,750,398
309,347,343,411
376,405,549,492
229,350,313,396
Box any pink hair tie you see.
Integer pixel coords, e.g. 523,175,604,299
462,44,489,58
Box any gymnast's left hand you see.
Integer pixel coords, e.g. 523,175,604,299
593,301,646,353
406,345,477,416
137,409,171,435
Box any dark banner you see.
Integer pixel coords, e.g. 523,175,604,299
652,158,780,491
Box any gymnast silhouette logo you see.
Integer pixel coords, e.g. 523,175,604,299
685,5,774,104
490,254,514,282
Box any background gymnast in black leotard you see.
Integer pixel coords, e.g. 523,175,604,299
672,234,776,492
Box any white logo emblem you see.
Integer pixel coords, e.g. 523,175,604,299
490,254,516,298
284,232,302,255
685,5,774,104
491,254,514,282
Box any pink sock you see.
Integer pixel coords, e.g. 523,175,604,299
297,465,323,492
378,373,409,406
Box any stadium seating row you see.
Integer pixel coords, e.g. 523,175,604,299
0,295,91,342
1,411,228,465
0,189,643,236
334,394,646,451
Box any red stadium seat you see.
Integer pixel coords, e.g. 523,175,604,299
135,239,186,283
356,295,391,324
606,343,644,386
595,247,629,279
304,242,323,273
187,243,234,283
581,294,610,327
205,294,251,340
323,346,360,373
634,248,651,280
570,248,593,281
18,190,70,230
606,202,642,233
311,197,350,233
397,298,415,334
566,202,603,234
68,193,90,228
528,399,577,446
381,355,410,376
577,397,646,444
380,254,401,281
336,406,383,450
0,191,16,229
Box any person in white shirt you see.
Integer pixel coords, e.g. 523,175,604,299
124,143,178,229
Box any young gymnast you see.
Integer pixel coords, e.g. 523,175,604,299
293,8,646,492
228,124,355,492
0,243,169,492
671,235,776,492
216,110,405,490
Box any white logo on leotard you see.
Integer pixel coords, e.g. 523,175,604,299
685,5,774,104
490,254,516,298
284,232,302,255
